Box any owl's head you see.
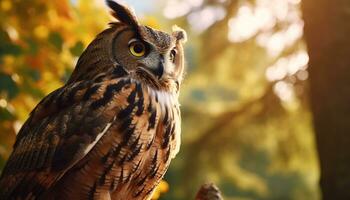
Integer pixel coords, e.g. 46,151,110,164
68,0,187,93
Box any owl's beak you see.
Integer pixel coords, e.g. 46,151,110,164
149,56,164,79
138,55,165,80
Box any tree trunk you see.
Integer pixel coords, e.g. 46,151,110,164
302,1,350,199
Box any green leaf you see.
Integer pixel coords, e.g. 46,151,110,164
0,43,22,56
48,31,63,51
0,73,19,99
61,67,73,83
21,79,45,98
25,38,39,55
0,107,15,121
20,67,41,81
70,41,84,56
0,30,22,56
0,30,10,42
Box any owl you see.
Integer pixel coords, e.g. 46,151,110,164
195,183,223,200
0,1,186,199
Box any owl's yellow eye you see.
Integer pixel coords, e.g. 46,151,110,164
129,40,146,57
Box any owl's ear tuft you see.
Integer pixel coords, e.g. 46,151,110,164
106,0,139,29
172,25,187,43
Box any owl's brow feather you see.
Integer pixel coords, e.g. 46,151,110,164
139,26,173,52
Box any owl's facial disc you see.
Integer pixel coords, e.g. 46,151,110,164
112,29,166,81
137,55,165,80
127,39,164,79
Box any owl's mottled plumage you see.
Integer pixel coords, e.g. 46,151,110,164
195,183,223,200
0,1,186,199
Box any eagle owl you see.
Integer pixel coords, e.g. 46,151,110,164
0,1,186,199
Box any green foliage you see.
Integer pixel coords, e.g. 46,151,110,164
0,107,15,122
70,41,85,56
0,31,22,56
0,73,19,99
48,32,64,51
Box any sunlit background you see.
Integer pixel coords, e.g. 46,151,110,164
0,0,319,199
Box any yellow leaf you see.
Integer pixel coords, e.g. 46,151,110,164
151,180,169,200
1,0,11,11
34,25,49,39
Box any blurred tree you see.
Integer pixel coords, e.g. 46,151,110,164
303,0,350,199
160,0,319,199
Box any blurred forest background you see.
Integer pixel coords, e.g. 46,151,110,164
1,0,340,199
